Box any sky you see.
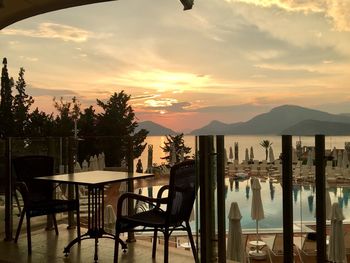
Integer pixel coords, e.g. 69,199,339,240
1,0,350,133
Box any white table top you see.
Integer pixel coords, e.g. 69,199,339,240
35,170,154,186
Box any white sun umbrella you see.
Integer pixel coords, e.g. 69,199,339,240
98,153,106,170
147,144,153,173
250,146,254,161
306,150,313,168
337,151,343,168
326,182,332,220
245,148,249,162
88,156,95,171
332,147,338,160
328,202,346,263
292,147,298,163
118,183,128,216
82,159,88,172
227,202,245,262
251,177,265,253
342,150,349,169
269,146,275,163
224,148,228,166
74,161,82,173
104,204,116,234
229,146,234,161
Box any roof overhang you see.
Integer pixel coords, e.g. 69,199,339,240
0,0,193,30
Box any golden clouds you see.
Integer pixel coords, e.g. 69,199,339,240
2,22,91,42
227,0,350,31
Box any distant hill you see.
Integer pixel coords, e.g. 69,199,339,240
190,105,350,135
282,119,350,135
136,121,177,136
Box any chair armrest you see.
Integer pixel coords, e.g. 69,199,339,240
157,185,169,199
117,192,167,218
15,181,29,207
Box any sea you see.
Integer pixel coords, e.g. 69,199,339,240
138,135,350,167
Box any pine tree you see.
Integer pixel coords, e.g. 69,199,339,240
160,133,191,164
13,67,34,136
96,91,148,166
0,58,14,137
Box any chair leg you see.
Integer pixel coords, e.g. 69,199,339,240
186,221,199,263
52,214,59,235
26,213,32,254
152,228,158,258
114,232,120,263
164,228,169,263
14,210,25,243
76,208,81,241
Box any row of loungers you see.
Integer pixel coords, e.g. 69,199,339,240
242,229,350,263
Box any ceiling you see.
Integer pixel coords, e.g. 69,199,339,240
0,0,193,30
0,0,117,30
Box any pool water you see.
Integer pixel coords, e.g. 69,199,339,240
140,178,350,231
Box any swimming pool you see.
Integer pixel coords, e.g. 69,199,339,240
140,178,350,230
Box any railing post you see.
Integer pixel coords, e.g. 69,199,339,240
199,135,216,262
67,136,76,228
4,137,13,241
216,135,226,262
315,134,326,262
127,136,136,242
282,135,293,262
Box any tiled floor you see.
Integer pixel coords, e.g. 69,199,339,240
0,225,195,263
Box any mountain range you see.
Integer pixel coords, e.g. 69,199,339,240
136,121,177,135
190,105,350,135
137,105,350,136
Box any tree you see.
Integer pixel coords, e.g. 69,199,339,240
53,96,81,136
160,133,191,164
0,58,14,137
27,108,55,137
13,67,34,136
77,106,98,163
96,91,148,166
260,140,273,160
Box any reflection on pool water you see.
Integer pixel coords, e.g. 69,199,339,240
140,178,350,230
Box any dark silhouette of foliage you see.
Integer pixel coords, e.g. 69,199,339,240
96,91,148,166
77,106,98,163
53,96,80,137
160,133,191,164
260,139,272,160
27,108,55,137
13,67,34,136
0,58,14,137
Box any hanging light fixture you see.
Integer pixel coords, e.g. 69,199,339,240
179,0,193,10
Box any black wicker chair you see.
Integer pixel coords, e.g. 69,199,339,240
13,155,81,254
114,159,198,263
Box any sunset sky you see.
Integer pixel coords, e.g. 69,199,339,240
1,0,350,132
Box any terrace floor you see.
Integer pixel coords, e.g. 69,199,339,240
0,224,196,263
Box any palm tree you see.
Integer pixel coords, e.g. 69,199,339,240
260,140,273,160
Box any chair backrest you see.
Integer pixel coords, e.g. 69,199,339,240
166,159,196,225
13,155,54,201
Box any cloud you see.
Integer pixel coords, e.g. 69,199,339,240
27,85,78,97
2,22,91,42
227,0,350,32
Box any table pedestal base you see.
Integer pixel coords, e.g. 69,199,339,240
249,250,267,260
